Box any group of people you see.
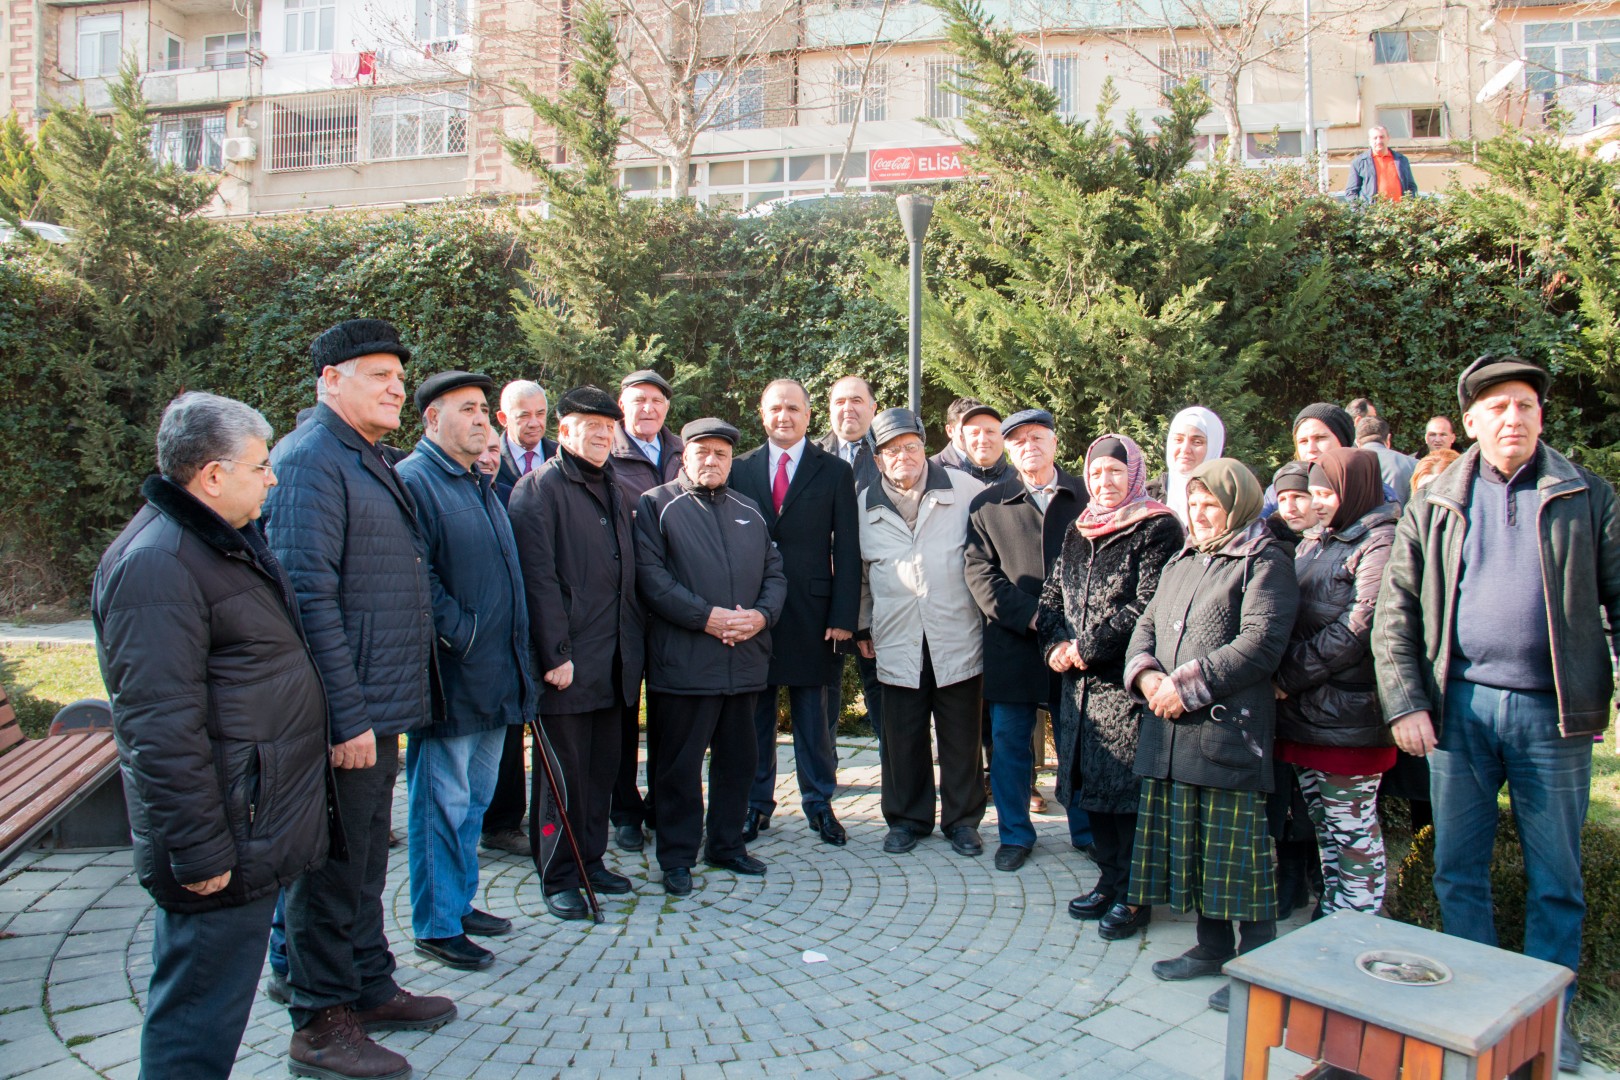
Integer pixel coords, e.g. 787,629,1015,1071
91,316,1615,1077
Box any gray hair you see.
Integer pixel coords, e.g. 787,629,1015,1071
501,380,546,413
157,392,274,484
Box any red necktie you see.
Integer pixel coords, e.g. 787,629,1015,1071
522,450,535,475
772,451,790,513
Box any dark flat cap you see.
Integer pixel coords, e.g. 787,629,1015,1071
311,319,411,377
1293,403,1355,451
1273,461,1312,494
1001,408,1054,437
1457,353,1550,411
681,417,739,445
870,407,925,448
415,370,495,414
557,385,623,421
621,369,674,397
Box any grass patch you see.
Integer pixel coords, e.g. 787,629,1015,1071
0,642,106,739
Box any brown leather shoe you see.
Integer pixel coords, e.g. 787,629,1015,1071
288,1005,410,1079
352,989,456,1033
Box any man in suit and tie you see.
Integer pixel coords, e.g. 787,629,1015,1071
492,381,558,506
734,380,862,845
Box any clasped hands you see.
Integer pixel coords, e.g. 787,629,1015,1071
1046,641,1088,673
1135,670,1187,719
706,605,766,647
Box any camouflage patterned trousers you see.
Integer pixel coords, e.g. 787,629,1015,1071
1295,767,1386,915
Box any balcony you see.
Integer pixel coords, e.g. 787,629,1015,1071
803,0,1223,50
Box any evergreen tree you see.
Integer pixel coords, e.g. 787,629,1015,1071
0,112,53,223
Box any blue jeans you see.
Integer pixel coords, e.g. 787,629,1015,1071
142,892,277,1079
1431,681,1591,998
268,892,287,976
988,701,1039,848
749,684,839,816
405,727,505,939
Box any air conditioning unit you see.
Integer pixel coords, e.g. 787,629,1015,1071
222,136,257,162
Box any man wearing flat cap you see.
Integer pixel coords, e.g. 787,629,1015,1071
858,408,989,857
606,368,684,852
509,386,644,919
634,418,786,896
964,408,1089,871
1375,354,1620,1073
265,320,453,1078
395,372,535,970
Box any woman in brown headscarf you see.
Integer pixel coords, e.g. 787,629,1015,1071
1273,447,1400,917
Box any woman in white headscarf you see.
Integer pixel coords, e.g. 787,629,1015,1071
1150,407,1226,526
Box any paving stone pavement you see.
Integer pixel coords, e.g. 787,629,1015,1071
2,738,1612,1080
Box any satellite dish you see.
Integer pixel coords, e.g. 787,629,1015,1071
1478,58,1526,103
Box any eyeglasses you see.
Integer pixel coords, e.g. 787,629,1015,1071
218,459,276,479
877,442,925,459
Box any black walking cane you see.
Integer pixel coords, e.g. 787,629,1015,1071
526,716,604,923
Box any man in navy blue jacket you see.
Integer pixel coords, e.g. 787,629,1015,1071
397,371,536,969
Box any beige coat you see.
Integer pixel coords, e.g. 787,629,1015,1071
858,463,986,689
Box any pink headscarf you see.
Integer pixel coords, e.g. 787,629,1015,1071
1075,433,1176,539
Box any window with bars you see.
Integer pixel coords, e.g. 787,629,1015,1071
1525,20,1620,128
415,0,467,40
370,91,469,160
927,60,969,119
204,31,256,70
1044,54,1079,117
285,0,335,54
695,67,765,131
151,113,226,172
268,92,360,170
77,14,121,78
835,64,887,124
1372,29,1438,64
268,89,472,171
1158,45,1211,98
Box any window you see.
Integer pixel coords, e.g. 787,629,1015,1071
927,59,969,120
1372,29,1438,65
835,64,886,124
695,67,764,131
158,35,183,72
77,14,121,78
703,0,763,11
204,32,255,70
151,113,226,172
284,0,335,54
268,91,359,170
1376,106,1444,139
415,0,467,40
1046,55,1079,117
1158,45,1211,99
1525,19,1620,128
1245,130,1304,159
369,91,469,160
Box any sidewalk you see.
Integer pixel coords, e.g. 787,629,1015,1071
0,621,95,645
0,739,1608,1079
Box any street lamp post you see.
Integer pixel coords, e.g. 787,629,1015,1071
895,194,935,416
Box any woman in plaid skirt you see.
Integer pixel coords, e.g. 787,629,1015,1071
1121,459,1300,1012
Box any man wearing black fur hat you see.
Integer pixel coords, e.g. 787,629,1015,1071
265,320,454,1080
509,386,645,920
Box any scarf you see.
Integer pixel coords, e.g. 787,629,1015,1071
1308,447,1384,531
1075,433,1175,539
1164,406,1226,525
1186,458,1264,554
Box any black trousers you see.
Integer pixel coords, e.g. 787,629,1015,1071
1090,810,1138,900
483,723,528,834
609,694,653,830
539,706,621,893
1197,914,1278,958
879,651,985,836
650,691,757,871
285,734,400,1029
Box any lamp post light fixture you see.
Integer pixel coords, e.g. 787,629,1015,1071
895,193,935,417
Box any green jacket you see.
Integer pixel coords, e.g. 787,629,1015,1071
1373,443,1620,738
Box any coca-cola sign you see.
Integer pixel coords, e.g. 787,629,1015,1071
868,144,969,183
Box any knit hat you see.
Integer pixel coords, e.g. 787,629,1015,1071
1292,403,1355,451
310,319,411,377
1273,461,1311,495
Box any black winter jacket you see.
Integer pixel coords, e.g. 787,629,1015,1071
635,473,787,695
1276,503,1399,748
510,449,645,713
1125,522,1300,793
610,424,684,503
1037,512,1183,811
93,478,330,913
264,405,435,743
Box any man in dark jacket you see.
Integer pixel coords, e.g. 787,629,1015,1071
732,379,861,847
509,386,645,920
964,409,1089,871
606,368,684,851
94,392,330,1079
265,319,453,1080
396,371,535,971
1344,125,1418,204
635,418,787,896
932,397,1014,485
1375,354,1620,1073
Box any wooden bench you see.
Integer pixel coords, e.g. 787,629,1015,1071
0,686,127,869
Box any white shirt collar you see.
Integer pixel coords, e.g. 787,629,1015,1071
768,438,807,470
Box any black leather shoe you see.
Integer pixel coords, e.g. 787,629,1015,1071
664,868,693,896
705,854,767,875
883,826,918,853
461,908,513,937
1208,984,1230,1013
587,869,633,894
613,824,644,852
415,933,494,970
543,888,592,921
808,809,847,846
266,970,291,1005
993,845,1030,871
1561,1013,1583,1073
1068,889,1114,921
948,826,984,856
1152,947,1233,981
741,808,770,843
1097,902,1152,941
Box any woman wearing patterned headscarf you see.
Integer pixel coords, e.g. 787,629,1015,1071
1152,407,1226,527
1039,436,1184,943
1121,459,1299,1011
